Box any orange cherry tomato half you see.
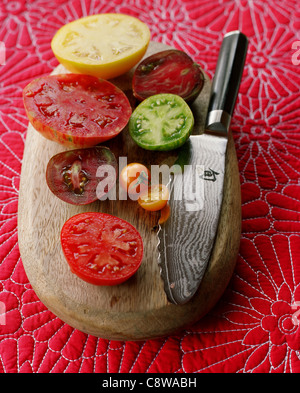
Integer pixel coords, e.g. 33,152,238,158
138,184,169,212
158,203,171,224
119,163,150,197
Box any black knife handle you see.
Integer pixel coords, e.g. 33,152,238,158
206,31,248,134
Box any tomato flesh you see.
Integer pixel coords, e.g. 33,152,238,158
51,13,151,79
61,213,144,285
133,50,204,102
129,93,194,151
138,184,169,211
23,74,132,147
158,203,171,224
46,146,117,205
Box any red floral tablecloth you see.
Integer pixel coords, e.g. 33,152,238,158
0,0,300,373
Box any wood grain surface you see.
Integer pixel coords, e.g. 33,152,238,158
18,42,241,340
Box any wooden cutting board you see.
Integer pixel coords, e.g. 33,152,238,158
18,42,241,340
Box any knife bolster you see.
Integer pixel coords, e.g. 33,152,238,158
206,109,231,135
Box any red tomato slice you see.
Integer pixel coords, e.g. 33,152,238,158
61,213,144,286
23,74,132,147
46,146,117,205
132,50,204,102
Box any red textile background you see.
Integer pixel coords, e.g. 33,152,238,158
0,0,300,373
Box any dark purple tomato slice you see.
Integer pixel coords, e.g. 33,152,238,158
23,74,132,148
132,50,204,102
46,146,117,205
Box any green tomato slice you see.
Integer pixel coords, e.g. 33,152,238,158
129,93,194,151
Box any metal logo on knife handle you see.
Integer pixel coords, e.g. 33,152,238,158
157,31,248,305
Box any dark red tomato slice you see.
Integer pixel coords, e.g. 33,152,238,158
61,213,144,286
46,146,117,205
23,74,132,147
133,50,204,102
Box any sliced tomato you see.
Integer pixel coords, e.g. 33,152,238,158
23,74,132,147
138,184,169,211
158,203,171,224
61,213,144,286
129,93,194,151
51,13,151,79
133,49,204,102
119,162,150,198
46,146,117,205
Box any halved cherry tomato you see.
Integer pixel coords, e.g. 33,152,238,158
133,49,204,102
138,184,169,211
119,162,150,198
23,74,132,147
46,146,117,205
61,212,144,286
51,13,151,79
158,203,171,224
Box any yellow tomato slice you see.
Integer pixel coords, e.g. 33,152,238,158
51,13,151,79
138,184,169,212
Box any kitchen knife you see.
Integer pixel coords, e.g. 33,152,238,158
157,31,248,305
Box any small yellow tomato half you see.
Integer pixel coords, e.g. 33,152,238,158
138,184,169,212
51,13,151,79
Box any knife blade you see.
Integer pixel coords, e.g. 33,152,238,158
157,31,248,305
